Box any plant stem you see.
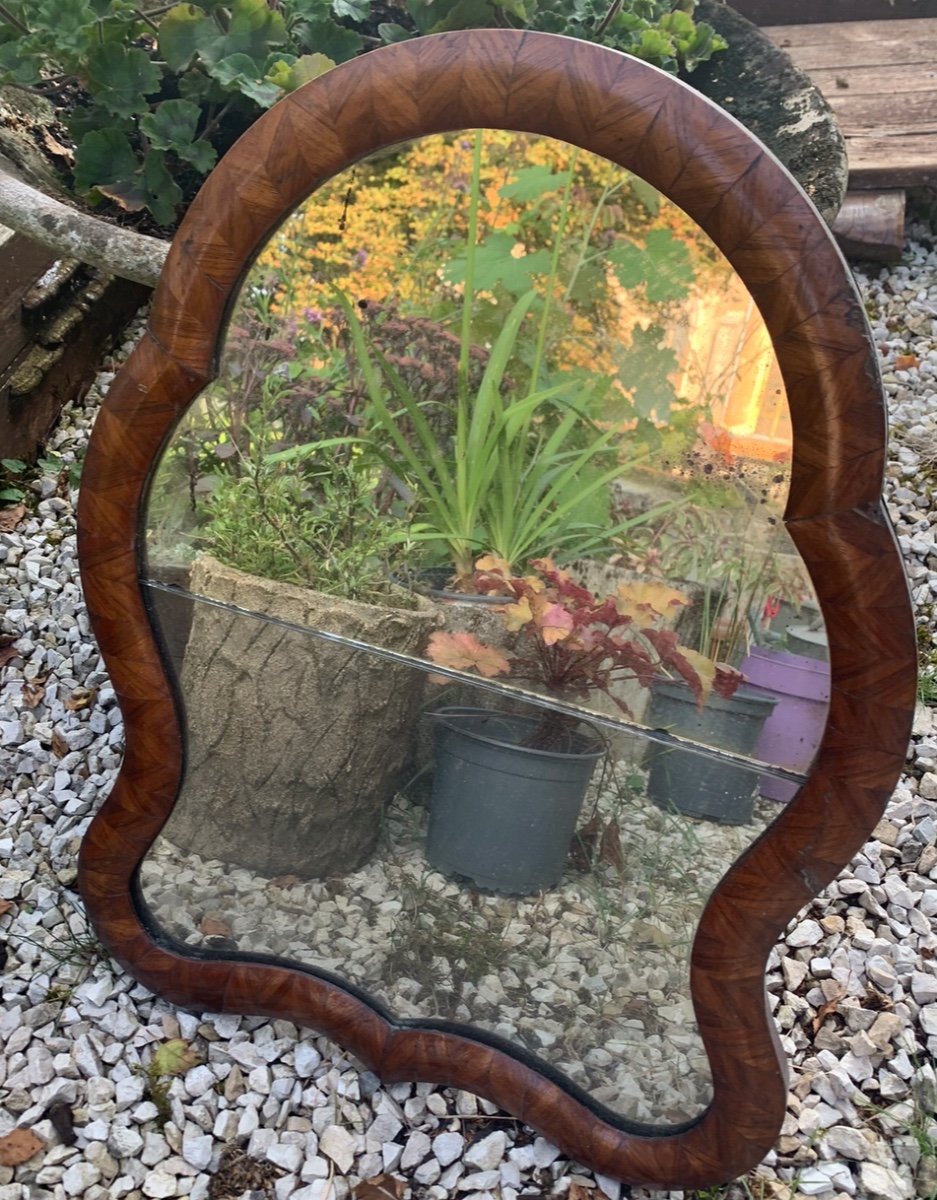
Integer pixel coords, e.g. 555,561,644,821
0,4,29,34
457,131,483,409
133,8,159,31
453,130,484,576
528,147,578,393
595,0,624,37
563,180,622,302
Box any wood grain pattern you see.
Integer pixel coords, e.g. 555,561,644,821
831,190,905,263
75,31,916,1188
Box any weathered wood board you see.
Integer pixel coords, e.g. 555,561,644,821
831,189,906,262
765,18,937,188
736,0,936,24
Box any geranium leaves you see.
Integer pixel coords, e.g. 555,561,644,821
75,130,182,225
159,4,209,72
0,0,355,225
86,44,161,118
140,100,218,173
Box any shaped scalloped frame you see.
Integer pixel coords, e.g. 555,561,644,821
75,30,915,1189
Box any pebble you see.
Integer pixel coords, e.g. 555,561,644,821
319,1125,356,1174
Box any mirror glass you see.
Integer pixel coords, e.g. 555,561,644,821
139,130,829,1127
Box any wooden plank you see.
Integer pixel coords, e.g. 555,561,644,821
764,18,937,67
0,274,148,462
847,135,937,188
764,19,937,188
804,63,937,98
831,189,905,262
826,91,937,129
732,0,936,24
0,228,57,374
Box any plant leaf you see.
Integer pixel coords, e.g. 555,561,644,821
615,581,689,623
532,600,574,645
331,0,369,20
140,99,218,172
209,53,283,106
158,3,213,72
86,43,162,118
426,631,510,678
275,51,335,90
74,129,139,194
150,1038,199,1077
445,231,553,295
139,98,200,149
499,164,571,203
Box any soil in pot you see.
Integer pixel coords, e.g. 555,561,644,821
426,707,605,894
644,680,778,825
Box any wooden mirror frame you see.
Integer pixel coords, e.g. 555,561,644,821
76,30,915,1189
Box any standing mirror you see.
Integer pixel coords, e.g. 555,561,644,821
76,31,915,1189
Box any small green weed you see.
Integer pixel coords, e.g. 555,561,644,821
136,1038,200,1128
0,457,28,504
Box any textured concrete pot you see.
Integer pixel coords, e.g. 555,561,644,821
161,555,438,879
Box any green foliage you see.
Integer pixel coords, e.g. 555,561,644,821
0,457,28,504
0,0,365,224
205,452,416,603
337,285,669,582
0,0,725,225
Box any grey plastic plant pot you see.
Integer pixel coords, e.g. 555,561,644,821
644,681,778,825
426,707,604,894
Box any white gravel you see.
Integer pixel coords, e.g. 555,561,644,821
3,223,937,1200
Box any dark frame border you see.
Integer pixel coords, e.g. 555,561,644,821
76,30,915,1188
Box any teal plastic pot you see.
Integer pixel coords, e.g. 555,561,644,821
427,707,604,894
644,681,777,825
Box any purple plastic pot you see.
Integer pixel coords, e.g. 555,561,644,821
740,646,830,803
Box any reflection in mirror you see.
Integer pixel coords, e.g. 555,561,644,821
140,131,830,1125
140,582,788,1126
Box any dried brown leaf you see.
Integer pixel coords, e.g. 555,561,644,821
896,354,919,371
65,686,96,712
0,899,13,916
0,504,25,533
570,814,601,869
199,916,232,938
0,1127,44,1166
865,983,893,1011
22,677,48,707
811,998,840,1035
0,643,18,669
42,129,74,162
568,1184,593,1200
353,1175,407,1200
599,819,626,874
51,729,69,758
267,875,301,890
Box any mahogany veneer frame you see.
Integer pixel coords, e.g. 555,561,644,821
76,31,915,1188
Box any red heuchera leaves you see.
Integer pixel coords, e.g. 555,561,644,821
426,556,734,715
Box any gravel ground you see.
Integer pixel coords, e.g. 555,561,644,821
2,223,937,1200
